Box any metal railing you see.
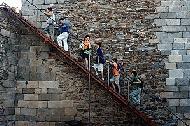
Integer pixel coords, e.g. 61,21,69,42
0,2,170,126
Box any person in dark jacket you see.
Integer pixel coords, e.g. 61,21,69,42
93,42,105,80
57,18,69,51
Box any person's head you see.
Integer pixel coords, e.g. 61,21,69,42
112,58,117,63
59,18,64,24
84,35,90,41
132,70,137,76
96,42,101,48
47,7,53,12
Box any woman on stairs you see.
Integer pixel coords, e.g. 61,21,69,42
81,35,91,70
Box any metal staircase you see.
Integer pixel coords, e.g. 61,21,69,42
0,3,157,126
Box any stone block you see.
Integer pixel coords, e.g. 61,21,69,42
159,12,177,19
179,86,190,91
169,6,182,12
18,101,28,108
176,78,190,86
180,99,190,106
174,38,188,43
38,101,48,108
156,7,169,12
4,108,15,115
165,63,176,69
168,99,180,106
181,19,190,25
15,121,29,126
177,11,188,18
169,55,182,62
184,113,190,119
3,100,15,107
39,81,59,88
185,43,190,49
41,88,47,93
24,94,38,101
20,52,28,59
171,50,181,55
17,81,27,88
149,39,159,44
26,81,38,88
44,0,57,4
162,26,186,32
1,29,10,37
20,108,36,116
187,50,190,55
154,19,166,26
166,19,180,25
183,55,190,62
169,69,183,78
48,100,73,108
35,88,42,94
33,0,44,5
183,32,190,38
15,108,20,115
22,88,35,94
158,44,172,50
36,122,50,126
64,107,77,116
173,91,188,98
184,70,190,78
47,88,62,94
161,1,172,7
48,101,63,108
57,0,66,4
173,43,185,49
30,101,47,108
165,86,179,91
177,63,190,69
160,92,173,98
39,94,51,101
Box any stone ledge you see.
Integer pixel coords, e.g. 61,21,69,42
169,55,182,62
48,100,73,108
39,81,59,88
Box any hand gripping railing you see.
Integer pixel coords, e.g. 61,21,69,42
0,4,157,126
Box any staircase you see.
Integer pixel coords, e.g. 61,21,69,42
0,3,157,126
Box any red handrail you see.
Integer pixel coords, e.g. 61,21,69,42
0,6,157,126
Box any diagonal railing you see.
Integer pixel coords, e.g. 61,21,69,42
0,3,157,126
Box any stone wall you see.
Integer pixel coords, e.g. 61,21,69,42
21,0,173,125
0,8,147,125
0,10,19,126
155,0,190,125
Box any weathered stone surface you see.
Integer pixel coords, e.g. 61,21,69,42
169,55,182,62
165,63,176,69
20,108,36,116
180,99,190,106
168,99,180,106
173,43,185,50
176,78,189,86
169,69,183,78
39,81,59,88
24,94,38,101
166,78,175,85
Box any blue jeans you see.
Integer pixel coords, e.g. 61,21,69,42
130,87,141,105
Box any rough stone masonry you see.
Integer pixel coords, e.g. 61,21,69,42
0,4,147,126
1,0,190,125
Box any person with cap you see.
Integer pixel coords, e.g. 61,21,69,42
44,5,55,39
129,70,143,105
93,42,105,80
57,17,71,51
110,58,121,94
